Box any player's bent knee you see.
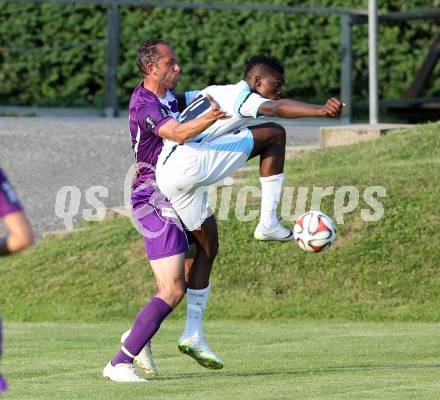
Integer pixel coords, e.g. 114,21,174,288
158,285,186,308
252,122,286,147
271,124,286,145
174,286,186,302
197,239,218,261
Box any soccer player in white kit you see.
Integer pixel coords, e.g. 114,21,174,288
158,55,342,237
156,54,342,365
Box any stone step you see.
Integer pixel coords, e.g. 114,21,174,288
320,124,412,148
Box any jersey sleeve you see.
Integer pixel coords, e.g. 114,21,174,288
137,101,173,136
236,92,270,118
0,169,23,217
184,90,202,107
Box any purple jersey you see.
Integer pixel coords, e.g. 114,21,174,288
127,83,199,260
129,82,179,189
0,168,23,218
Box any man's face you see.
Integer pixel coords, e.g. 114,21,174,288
255,72,284,100
153,44,181,90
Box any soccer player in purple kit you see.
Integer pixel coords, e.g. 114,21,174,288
0,167,34,392
156,54,343,368
102,40,229,382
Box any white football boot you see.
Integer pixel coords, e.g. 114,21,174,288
121,330,158,375
254,221,294,241
103,362,147,382
178,335,224,370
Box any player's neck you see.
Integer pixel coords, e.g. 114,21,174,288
143,78,167,99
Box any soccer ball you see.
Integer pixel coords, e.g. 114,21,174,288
293,211,336,253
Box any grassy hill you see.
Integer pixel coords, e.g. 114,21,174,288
1,122,439,322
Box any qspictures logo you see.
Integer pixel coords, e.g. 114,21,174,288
54,163,386,237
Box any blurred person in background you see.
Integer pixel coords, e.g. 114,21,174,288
0,167,34,392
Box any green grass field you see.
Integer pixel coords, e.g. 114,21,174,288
1,122,439,322
1,123,439,399
3,320,440,399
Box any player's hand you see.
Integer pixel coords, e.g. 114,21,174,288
320,97,344,118
205,94,231,121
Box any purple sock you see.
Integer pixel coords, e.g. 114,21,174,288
111,297,172,366
0,317,7,392
0,317,3,363
0,375,6,393
0,317,3,358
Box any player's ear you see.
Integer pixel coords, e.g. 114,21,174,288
146,62,155,76
254,75,262,88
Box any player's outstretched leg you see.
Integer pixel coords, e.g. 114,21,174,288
178,216,224,369
248,123,293,241
103,253,185,382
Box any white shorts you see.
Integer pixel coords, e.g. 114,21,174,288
156,129,254,231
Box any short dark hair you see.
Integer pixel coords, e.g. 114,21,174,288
244,54,284,78
136,39,170,76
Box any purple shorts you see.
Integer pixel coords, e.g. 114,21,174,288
0,168,23,218
131,185,193,260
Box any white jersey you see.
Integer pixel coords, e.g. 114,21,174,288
157,82,263,230
184,90,202,108
175,80,270,144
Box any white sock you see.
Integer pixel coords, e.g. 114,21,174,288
259,173,284,229
182,283,211,339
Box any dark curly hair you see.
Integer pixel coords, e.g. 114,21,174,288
136,39,170,77
244,54,285,78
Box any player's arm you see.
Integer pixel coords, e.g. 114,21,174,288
258,97,343,119
158,95,229,144
0,211,33,256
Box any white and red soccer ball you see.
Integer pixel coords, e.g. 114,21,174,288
293,211,336,253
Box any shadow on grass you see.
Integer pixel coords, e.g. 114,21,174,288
151,363,440,381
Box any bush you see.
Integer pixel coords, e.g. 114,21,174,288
0,0,439,107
